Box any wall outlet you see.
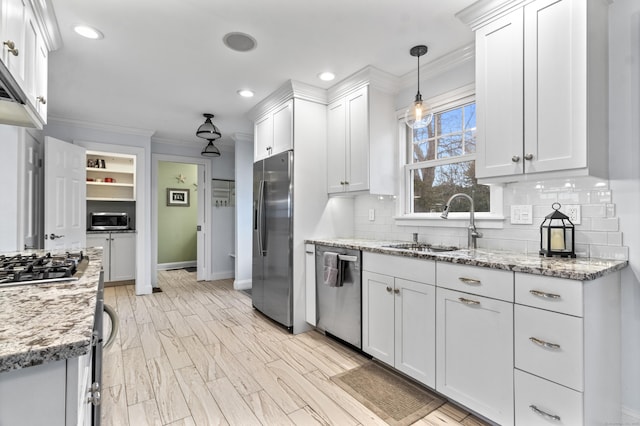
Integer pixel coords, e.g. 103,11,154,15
562,204,581,224
368,209,375,221
510,205,533,224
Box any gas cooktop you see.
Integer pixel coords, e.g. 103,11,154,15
0,251,88,288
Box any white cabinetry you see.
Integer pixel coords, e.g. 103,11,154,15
0,353,92,426
87,232,136,282
254,99,293,161
362,252,436,387
435,264,514,426
469,0,608,181
513,272,621,425
0,0,54,126
86,151,136,201
326,68,397,195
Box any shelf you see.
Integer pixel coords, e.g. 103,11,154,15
87,197,136,202
86,182,134,187
86,168,134,174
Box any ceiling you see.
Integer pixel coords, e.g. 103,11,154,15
47,0,475,149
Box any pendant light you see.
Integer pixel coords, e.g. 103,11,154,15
201,139,221,157
405,45,433,129
196,113,221,141
196,113,222,157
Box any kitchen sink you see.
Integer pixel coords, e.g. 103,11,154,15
383,243,459,253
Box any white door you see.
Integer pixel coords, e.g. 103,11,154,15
44,136,86,250
362,270,395,366
196,164,206,281
345,86,369,192
20,131,43,249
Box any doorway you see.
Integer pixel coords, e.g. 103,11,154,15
151,154,211,286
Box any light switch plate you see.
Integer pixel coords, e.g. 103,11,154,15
510,205,533,224
368,209,375,221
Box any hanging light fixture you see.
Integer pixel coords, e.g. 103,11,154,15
196,113,222,157
201,139,221,157
405,45,433,129
196,113,221,140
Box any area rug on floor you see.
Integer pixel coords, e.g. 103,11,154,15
183,267,197,273
331,361,445,426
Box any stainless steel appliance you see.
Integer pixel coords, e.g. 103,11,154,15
252,150,294,329
315,245,362,349
0,251,88,287
89,212,129,230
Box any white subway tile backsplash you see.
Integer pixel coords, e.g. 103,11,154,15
590,244,629,260
591,190,612,203
575,231,609,245
606,204,616,218
608,232,623,246
591,217,619,232
582,204,607,218
558,192,580,203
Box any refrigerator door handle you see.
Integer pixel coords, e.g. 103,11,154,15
257,179,267,256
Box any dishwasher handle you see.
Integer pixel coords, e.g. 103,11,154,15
338,255,358,262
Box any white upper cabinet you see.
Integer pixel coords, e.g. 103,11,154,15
326,67,397,195
0,0,59,127
254,99,293,161
464,0,609,181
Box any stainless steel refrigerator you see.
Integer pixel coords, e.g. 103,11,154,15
252,150,294,329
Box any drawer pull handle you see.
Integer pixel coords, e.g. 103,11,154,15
459,297,480,306
529,404,561,422
529,337,561,350
529,289,561,299
458,277,481,285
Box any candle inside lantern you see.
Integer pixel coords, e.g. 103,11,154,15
550,228,565,250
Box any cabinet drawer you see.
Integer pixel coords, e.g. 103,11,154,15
515,273,583,316
437,262,513,302
363,252,435,284
515,369,583,425
515,304,583,391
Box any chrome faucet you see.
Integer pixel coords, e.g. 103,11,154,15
441,193,483,249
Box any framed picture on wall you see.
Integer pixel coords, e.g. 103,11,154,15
167,188,190,207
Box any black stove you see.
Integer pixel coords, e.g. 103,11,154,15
0,251,88,287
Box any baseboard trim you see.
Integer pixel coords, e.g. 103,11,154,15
622,406,640,423
233,278,252,291
211,271,234,281
105,279,135,287
157,261,197,271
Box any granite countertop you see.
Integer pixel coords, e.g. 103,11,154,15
307,238,628,281
87,229,136,234
0,247,103,373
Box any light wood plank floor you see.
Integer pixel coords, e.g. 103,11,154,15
102,269,490,426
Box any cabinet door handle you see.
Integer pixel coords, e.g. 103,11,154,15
529,337,561,350
529,289,561,299
511,155,521,163
458,297,480,306
37,96,46,105
458,277,481,285
529,405,561,422
394,288,400,294
524,153,534,160
3,40,18,56
344,181,349,185
386,286,392,293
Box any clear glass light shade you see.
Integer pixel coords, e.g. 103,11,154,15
201,140,221,157
404,100,433,129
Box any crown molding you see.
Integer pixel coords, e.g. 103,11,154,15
327,66,400,103
47,115,156,138
398,43,475,90
456,0,524,30
246,80,327,122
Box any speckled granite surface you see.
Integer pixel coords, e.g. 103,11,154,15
0,247,103,373
307,238,628,281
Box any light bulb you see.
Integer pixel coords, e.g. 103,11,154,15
404,101,433,129
414,101,423,122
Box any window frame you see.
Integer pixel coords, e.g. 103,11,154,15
395,84,504,228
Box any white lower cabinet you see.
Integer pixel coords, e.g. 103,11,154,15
362,253,436,387
436,287,514,425
87,232,136,282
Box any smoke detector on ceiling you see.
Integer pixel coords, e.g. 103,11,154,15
223,32,257,52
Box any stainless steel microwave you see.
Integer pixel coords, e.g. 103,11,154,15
89,212,129,230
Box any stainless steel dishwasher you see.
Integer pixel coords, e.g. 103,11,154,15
315,244,362,349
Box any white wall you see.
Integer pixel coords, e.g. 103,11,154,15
609,0,640,418
233,133,253,290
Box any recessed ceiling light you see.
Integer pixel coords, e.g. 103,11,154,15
237,89,254,98
223,32,257,52
73,25,104,40
318,72,335,81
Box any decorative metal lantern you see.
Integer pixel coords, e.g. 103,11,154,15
539,202,576,258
